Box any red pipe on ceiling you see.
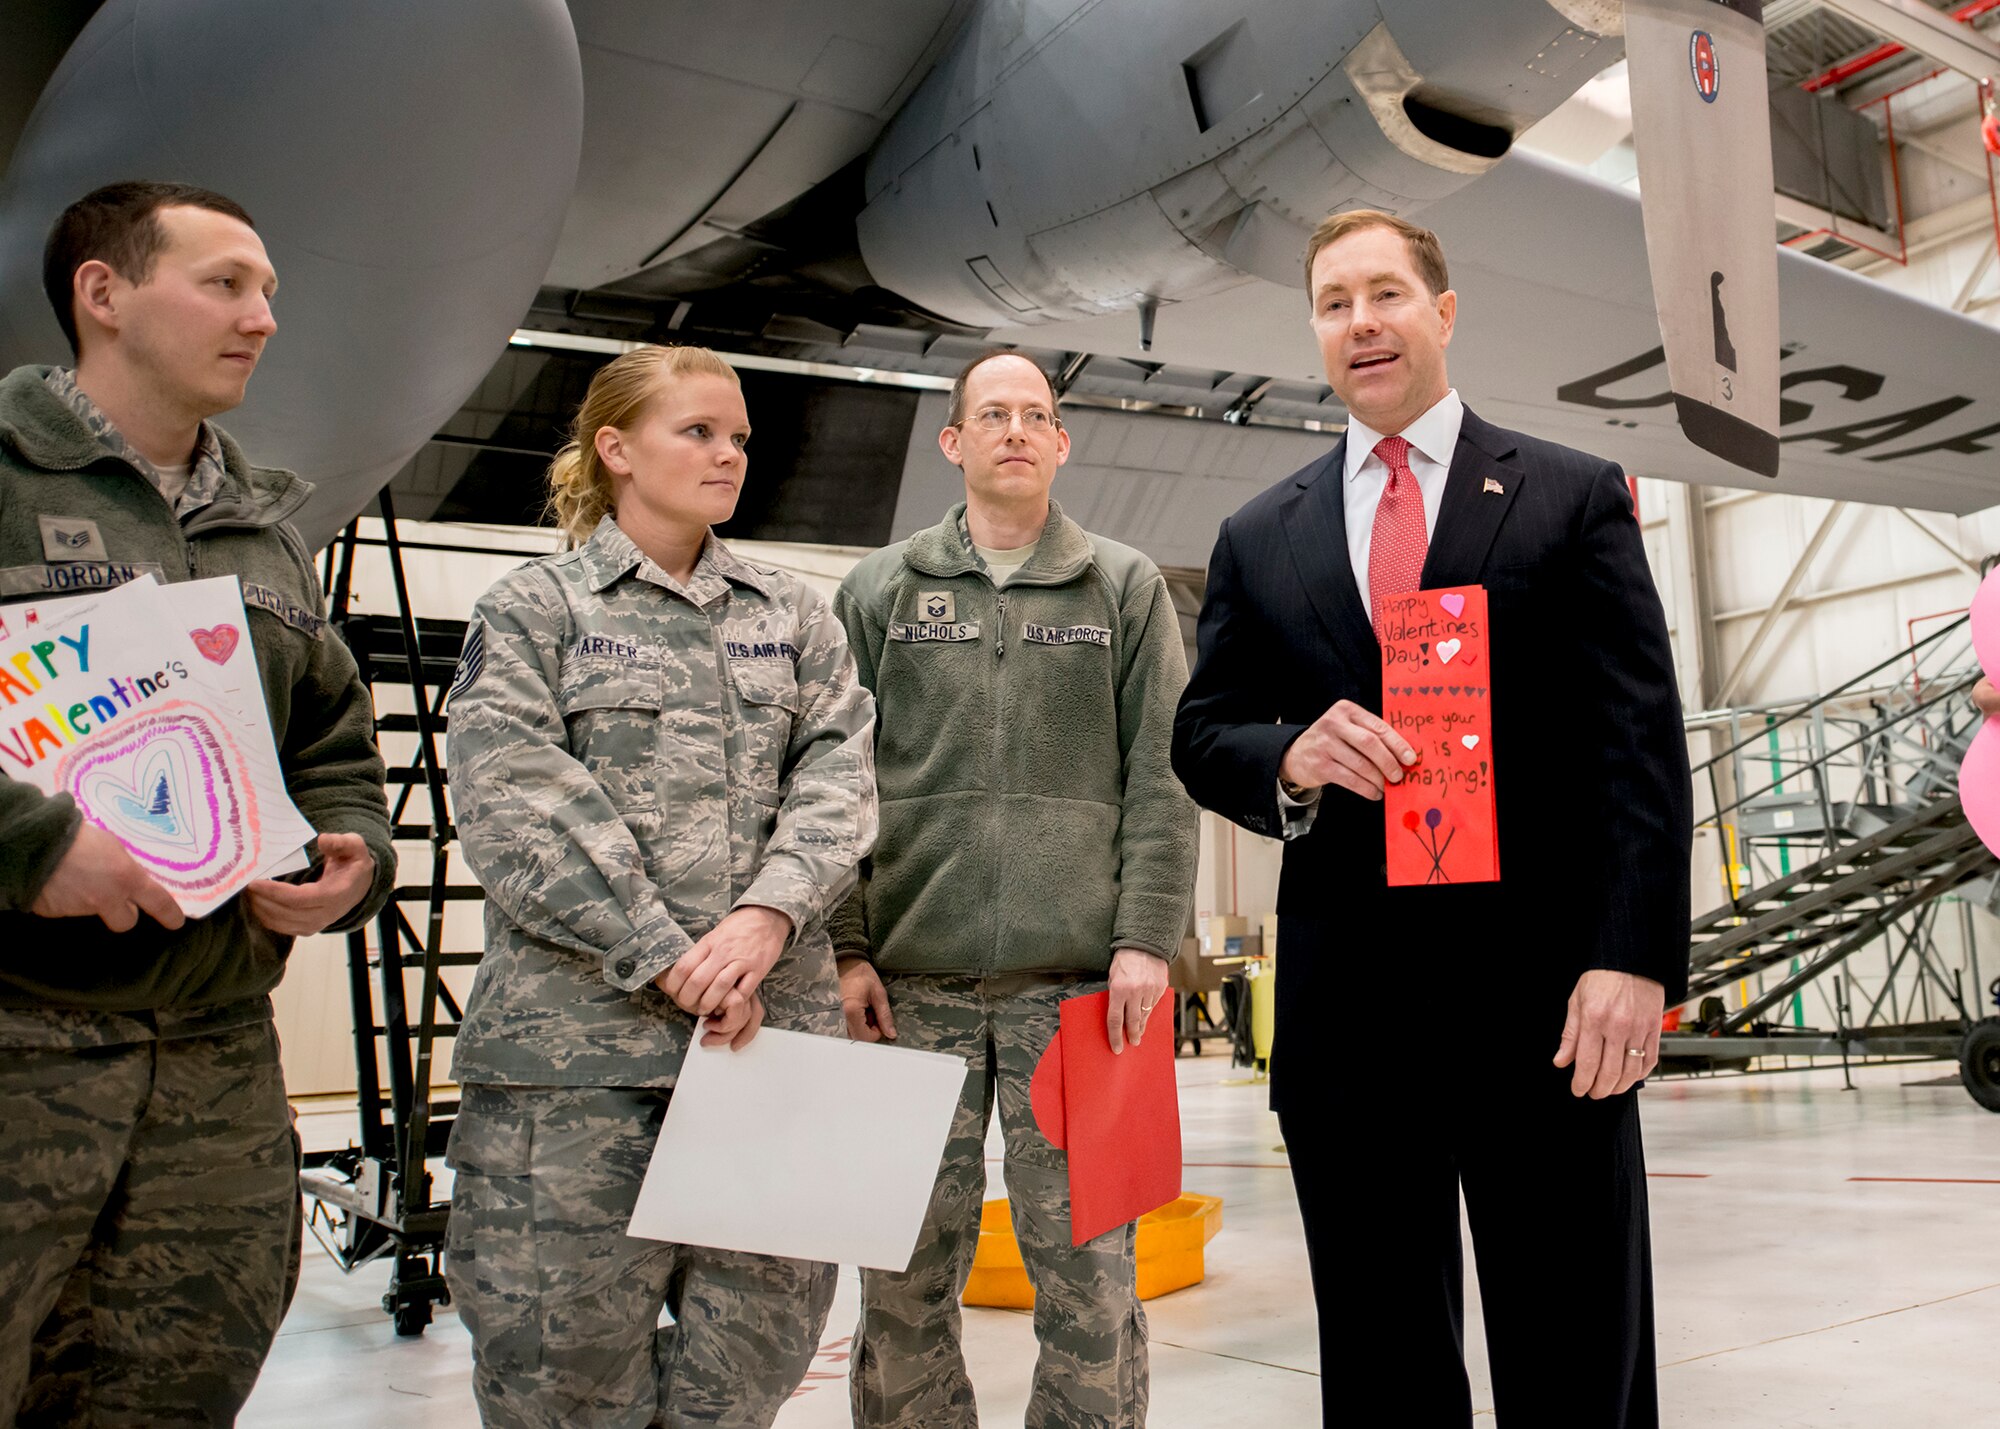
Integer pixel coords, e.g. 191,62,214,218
1801,0,2000,93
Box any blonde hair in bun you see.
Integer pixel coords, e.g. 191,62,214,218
545,343,741,545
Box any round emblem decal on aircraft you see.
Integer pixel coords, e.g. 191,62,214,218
1689,30,1720,104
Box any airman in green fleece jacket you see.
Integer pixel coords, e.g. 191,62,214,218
0,182,391,1426
832,350,1198,1429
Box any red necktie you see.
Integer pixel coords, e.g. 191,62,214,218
1368,434,1428,640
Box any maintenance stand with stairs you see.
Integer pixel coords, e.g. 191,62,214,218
1665,612,2000,1108
297,495,485,1336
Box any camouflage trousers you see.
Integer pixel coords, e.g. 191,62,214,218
0,1018,301,1428
446,1082,837,1429
851,973,1146,1429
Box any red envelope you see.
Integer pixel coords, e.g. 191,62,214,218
1380,585,1500,886
1029,991,1182,1245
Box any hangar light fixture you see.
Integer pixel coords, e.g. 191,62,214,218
509,328,955,392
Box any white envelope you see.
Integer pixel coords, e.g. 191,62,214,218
629,1029,968,1272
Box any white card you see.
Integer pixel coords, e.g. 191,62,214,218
629,1029,968,1272
0,577,315,915
146,577,316,877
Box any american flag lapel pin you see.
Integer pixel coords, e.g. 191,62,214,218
1482,477,1505,495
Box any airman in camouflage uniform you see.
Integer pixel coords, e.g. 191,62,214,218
446,509,878,1429
43,366,230,512
2,184,394,1427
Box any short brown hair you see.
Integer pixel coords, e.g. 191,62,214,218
946,348,1059,426
42,180,256,356
1302,210,1449,303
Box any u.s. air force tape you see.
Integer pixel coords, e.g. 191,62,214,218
241,582,327,638
1020,623,1110,647
888,621,981,642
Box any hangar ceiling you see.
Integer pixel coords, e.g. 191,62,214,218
6,2,2000,536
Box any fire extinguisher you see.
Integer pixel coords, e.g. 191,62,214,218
1984,80,2000,158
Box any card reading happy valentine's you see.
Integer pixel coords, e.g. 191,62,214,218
0,577,315,915
1380,585,1499,886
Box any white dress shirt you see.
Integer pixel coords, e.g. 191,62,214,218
1341,389,1463,599
1274,390,1465,830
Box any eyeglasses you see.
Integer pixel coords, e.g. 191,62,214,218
959,405,1061,434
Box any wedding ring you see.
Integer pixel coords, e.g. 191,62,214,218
1625,1048,1647,1058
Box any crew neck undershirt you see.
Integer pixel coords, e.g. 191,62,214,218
974,540,1038,587
154,460,194,509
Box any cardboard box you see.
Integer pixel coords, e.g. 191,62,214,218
1200,915,1249,957
1171,936,1228,994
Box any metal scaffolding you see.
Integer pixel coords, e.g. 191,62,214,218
297,492,482,1335
1663,610,2000,1104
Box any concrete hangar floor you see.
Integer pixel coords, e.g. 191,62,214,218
244,1050,2000,1427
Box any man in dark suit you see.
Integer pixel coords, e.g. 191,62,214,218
1172,210,1692,1427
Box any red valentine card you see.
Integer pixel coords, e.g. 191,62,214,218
1029,990,1182,1245
1380,585,1499,886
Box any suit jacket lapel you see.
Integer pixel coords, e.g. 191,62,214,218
1421,407,1522,590
1282,437,1378,673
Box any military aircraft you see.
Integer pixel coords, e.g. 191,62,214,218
4,0,1999,549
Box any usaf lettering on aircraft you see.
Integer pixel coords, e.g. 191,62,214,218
1558,347,2000,465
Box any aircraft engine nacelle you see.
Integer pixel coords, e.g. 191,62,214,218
857,0,1621,332
0,0,583,549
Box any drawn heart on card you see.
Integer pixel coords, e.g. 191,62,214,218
1437,639,1462,664
82,740,202,854
1462,735,1481,750
59,705,252,889
190,624,240,665
1439,594,1466,618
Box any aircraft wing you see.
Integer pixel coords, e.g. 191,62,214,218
993,149,2000,516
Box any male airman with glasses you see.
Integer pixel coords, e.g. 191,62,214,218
830,350,1198,1428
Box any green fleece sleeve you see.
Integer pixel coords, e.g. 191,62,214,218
825,573,885,960
1111,572,1200,961
0,778,84,912
737,582,879,933
278,551,395,934
447,576,696,992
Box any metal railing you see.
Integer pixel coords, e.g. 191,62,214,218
1665,611,1994,1075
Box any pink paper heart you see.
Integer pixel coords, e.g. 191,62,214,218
190,624,240,665
1963,721,2000,857
1437,638,1461,665
1974,568,2000,676
1439,593,1466,618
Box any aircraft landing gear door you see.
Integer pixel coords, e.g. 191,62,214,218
1625,0,1782,478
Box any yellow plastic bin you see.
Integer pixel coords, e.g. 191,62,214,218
962,1194,1225,1309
